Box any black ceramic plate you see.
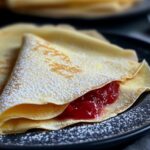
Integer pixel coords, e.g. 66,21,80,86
0,33,150,150
11,0,150,20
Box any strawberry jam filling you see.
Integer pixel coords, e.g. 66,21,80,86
58,81,120,120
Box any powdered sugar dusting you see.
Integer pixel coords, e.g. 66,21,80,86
0,94,149,147
0,33,140,113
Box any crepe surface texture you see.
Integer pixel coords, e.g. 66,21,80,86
6,0,140,18
0,24,149,134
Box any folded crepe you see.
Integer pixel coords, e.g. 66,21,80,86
0,24,149,134
0,23,107,89
6,0,140,18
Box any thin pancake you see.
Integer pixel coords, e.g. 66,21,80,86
1,60,150,134
0,24,111,127
0,24,147,135
0,23,138,93
7,0,139,8
7,0,140,18
0,32,144,134
0,23,111,91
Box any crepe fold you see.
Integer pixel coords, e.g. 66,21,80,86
6,0,140,18
0,24,149,134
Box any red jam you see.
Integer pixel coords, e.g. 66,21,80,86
58,81,120,120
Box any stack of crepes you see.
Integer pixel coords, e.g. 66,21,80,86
2,0,140,17
0,24,149,135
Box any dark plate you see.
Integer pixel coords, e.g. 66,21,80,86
0,33,150,150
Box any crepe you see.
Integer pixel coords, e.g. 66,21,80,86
0,23,112,126
6,0,140,18
2,60,150,134
0,24,149,134
0,23,137,91
0,23,108,90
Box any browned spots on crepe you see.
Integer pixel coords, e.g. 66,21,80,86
32,42,81,78
32,43,71,63
44,47,71,64
50,62,81,78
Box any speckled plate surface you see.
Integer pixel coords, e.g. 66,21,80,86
0,33,150,150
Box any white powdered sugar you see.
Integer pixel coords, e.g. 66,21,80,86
0,95,149,147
